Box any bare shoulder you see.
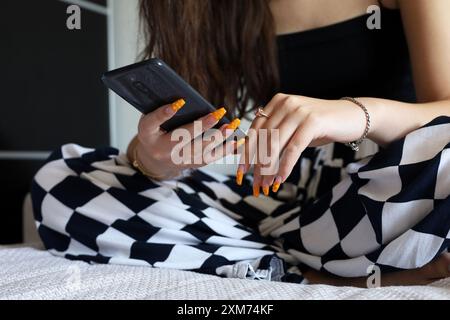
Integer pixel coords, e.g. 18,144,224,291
396,0,450,101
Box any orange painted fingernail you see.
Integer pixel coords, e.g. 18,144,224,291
253,185,260,198
236,168,244,186
171,99,186,112
226,118,241,131
272,182,281,193
263,185,269,196
211,107,227,121
272,177,282,193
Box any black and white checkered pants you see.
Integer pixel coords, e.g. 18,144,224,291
31,117,450,283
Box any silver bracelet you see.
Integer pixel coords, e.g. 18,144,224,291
341,97,371,152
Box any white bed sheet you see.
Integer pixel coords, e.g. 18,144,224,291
0,246,449,300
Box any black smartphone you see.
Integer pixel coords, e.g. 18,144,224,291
102,58,245,139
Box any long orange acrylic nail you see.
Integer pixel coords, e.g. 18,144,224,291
272,182,281,193
253,185,260,198
171,99,186,112
211,107,227,121
236,168,244,186
262,186,270,196
272,176,282,193
226,118,241,131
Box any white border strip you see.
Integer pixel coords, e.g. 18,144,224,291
0,151,51,161
59,0,108,16
106,0,117,147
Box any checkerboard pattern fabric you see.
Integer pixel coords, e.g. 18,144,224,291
31,116,450,283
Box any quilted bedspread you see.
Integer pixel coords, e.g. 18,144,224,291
0,246,449,300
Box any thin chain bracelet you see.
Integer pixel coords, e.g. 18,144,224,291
132,145,192,182
132,146,168,180
340,97,371,152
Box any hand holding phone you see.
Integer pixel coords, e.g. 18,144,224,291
132,99,243,179
102,58,245,179
102,58,245,139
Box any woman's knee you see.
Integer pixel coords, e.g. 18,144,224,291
30,144,118,231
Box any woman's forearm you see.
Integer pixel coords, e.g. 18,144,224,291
128,97,450,156
358,97,450,147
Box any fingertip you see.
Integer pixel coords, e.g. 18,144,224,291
171,99,186,112
236,166,244,186
272,176,282,193
165,105,176,115
226,118,241,131
221,127,234,139
253,185,260,198
262,185,269,196
211,107,227,121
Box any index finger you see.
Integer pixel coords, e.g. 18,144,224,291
240,108,268,171
138,99,185,137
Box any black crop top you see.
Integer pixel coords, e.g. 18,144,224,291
276,8,416,103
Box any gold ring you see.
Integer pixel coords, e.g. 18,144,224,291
255,107,269,118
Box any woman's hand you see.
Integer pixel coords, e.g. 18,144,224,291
130,99,242,180
237,93,372,196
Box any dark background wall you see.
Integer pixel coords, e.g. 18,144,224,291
0,0,110,244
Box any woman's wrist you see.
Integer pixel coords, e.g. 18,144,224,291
339,97,371,151
356,98,384,142
130,139,180,181
355,97,433,147
353,97,386,146
132,144,165,180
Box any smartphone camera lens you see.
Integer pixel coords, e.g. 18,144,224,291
133,81,150,94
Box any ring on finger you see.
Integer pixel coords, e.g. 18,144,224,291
255,107,270,119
